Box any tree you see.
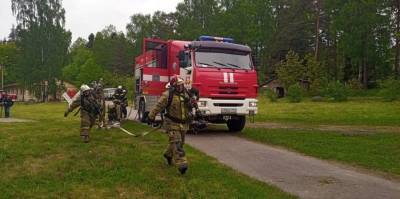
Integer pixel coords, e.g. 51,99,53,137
76,58,104,84
276,50,306,89
304,53,327,95
175,0,221,39
0,42,19,85
11,0,71,101
332,0,391,87
92,25,134,74
62,47,93,85
126,14,154,56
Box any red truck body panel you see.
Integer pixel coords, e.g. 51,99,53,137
192,67,258,99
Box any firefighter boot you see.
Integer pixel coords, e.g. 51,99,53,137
163,153,172,166
178,163,188,175
82,135,89,143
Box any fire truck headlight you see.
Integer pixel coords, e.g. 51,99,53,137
249,102,257,107
198,101,207,107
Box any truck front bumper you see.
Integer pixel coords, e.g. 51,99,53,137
197,98,258,116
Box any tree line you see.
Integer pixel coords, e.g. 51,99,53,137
1,0,399,101
126,0,398,92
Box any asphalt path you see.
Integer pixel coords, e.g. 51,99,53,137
127,110,400,199
186,130,400,199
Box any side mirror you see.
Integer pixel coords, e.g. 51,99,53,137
178,51,188,68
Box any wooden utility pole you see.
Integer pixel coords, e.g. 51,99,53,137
395,0,400,77
315,0,320,60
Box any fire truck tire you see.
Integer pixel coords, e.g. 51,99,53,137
138,100,146,122
227,116,246,132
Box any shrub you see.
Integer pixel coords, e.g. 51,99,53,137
322,81,348,102
379,77,400,101
266,88,278,102
346,78,364,96
347,78,363,90
276,51,306,88
287,84,303,103
304,54,327,96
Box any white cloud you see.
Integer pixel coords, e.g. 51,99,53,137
0,0,182,41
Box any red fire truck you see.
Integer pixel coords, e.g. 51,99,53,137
134,36,258,132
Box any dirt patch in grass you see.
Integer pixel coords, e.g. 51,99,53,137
0,118,36,123
249,122,400,135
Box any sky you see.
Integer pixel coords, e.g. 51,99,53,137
0,0,182,42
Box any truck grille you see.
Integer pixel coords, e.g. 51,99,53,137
218,86,238,95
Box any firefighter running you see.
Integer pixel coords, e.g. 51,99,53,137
148,76,191,174
92,79,107,128
113,85,128,120
64,84,101,143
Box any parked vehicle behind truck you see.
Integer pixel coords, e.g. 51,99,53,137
134,36,258,132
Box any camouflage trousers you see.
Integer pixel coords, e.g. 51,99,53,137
164,130,187,167
80,112,96,136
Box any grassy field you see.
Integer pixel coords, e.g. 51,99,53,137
240,128,400,176
255,95,400,126
0,103,294,198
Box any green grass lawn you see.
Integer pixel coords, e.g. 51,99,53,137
0,103,294,198
256,95,400,126
247,95,400,177
241,127,400,177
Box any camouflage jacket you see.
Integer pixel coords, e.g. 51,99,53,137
148,89,191,131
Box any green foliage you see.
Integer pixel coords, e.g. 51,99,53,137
6,0,398,97
304,54,327,96
11,0,71,100
379,77,400,101
322,81,348,102
276,51,306,89
287,84,303,103
0,42,19,84
346,78,364,96
265,88,278,102
347,78,363,90
92,25,134,74
62,48,94,85
76,58,104,84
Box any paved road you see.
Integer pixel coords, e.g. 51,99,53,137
126,111,400,198
186,132,400,199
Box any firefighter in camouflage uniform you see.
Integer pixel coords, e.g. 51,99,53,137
64,84,101,143
148,76,191,174
92,79,107,128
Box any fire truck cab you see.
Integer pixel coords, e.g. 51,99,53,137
135,36,258,132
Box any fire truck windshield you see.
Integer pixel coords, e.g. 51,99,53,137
195,51,252,70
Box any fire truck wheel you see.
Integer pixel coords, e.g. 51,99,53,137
227,116,246,132
138,100,146,122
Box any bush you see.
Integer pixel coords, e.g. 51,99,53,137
265,88,278,102
379,77,400,101
322,81,348,102
287,84,303,103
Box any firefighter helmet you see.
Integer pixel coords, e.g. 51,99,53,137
170,75,184,87
80,84,91,92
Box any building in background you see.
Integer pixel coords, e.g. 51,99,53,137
3,81,77,102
